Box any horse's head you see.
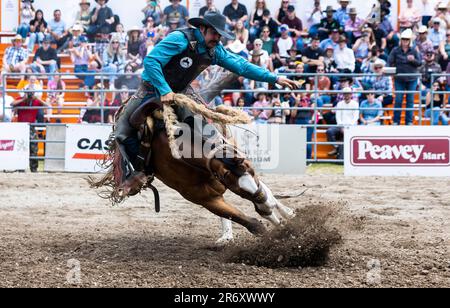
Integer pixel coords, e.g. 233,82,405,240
209,153,265,203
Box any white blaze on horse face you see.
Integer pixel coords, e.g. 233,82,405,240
238,173,259,195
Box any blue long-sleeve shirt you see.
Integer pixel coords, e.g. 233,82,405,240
142,29,278,97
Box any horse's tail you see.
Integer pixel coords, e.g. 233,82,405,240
87,133,127,205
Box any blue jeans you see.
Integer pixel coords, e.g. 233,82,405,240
295,118,314,159
17,23,30,39
311,95,331,112
31,62,58,80
425,108,449,125
75,65,95,87
394,79,418,125
102,64,123,85
28,32,45,52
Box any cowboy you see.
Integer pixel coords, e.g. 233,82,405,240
114,11,298,194
1,35,28,74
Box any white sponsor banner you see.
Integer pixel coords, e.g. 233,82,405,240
345,126,450,177
230,124,306,175
0,123,29,171
0,0,19,33
65,124,112,173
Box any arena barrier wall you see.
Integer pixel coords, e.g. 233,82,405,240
63,123,306,174
344,126,450,177
230,124,306,174
64,124,113,173
0,122,29,171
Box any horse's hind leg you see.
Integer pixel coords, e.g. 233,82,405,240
201,197,267,244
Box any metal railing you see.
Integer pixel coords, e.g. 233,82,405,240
2,71,449,165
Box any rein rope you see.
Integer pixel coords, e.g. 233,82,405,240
162,93,252,160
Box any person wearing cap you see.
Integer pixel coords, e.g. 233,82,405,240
30,37,58,78
359,89,383,125
87,0,115,39
302,36,324,73
334,0,351,27
223,0,248,31
414,25,434,59
317,6,340,41
114,11,299,193
326,86,359,157
273,24,296,66
319,28,340,50
344,7,364,44
281,5,304,38
399,0,421,31
419,49,442,89
388,29,422,125
361,53,393,107
258,9,279,39
334,35,355,72
1,35,28,74
428,18,446,48
75,0,92,32
163,0,189,27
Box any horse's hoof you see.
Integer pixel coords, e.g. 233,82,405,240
247,218,267,236
215,236,234,246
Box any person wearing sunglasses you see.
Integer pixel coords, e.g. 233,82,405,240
102,34,126,88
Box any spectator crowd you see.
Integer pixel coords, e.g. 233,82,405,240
2,0,450,161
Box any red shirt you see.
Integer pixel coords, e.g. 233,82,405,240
281,16,303,31
15,98,44,123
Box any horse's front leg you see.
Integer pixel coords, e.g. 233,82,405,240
238,174,295,225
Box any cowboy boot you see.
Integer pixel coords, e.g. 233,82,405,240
115,82,153,195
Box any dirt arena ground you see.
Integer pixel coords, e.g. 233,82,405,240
0,167,449,288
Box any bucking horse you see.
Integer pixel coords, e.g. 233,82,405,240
90,70,295,245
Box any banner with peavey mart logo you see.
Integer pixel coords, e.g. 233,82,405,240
65,124,113,173
0,123,30,171
344,126,450,176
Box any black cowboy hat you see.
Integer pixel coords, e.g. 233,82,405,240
188,11,235,40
